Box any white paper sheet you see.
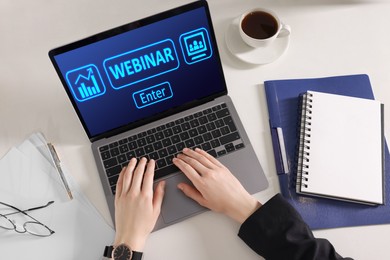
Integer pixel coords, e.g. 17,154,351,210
0,133,115,259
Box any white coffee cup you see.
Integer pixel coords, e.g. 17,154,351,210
239,8,291,48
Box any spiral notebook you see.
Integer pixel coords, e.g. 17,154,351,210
296,91,385,205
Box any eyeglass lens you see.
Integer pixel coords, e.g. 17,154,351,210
0,215,15,230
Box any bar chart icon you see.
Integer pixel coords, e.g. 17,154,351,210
66,64,106,102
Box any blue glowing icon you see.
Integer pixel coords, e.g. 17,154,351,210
66,64,106,102
179,28,212,65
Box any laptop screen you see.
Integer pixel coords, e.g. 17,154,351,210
49,1,227,140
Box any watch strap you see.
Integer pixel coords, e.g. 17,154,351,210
132,251,143,260
103,246,114,258
103,245,143,260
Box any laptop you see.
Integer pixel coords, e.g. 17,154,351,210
49,0,268,230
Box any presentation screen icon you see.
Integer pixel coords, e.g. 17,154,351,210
179,28,212,65
66,64,106,102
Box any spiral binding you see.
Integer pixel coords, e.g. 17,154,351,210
296,92,313,190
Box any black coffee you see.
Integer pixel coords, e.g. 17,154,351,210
241,11,278,39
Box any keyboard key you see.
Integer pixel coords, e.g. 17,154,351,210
235,143,245,150
203,132,212,141
162,138,172,147
155,164,178,179
106,165,122,177
194,111,203,118
153,141,163,150
199,116,208,125
207,149,217,157
175,118,184,125
101,151,111,160
128,135,137,141
211,129,221,138
119,144,129,153
171,135,180,144
111,185,116,195
149,152,159,160
135,147,145,157
155,132,164,140
207,113,217,121
137,138,146,147
166,155,174,165
109,174,119,186
223,116,237,132
146,135,155,144
210,139,220,148
185,139,195,148
176,142,185,151
181,122,190,131
179,132,190,141
110,148,120,157
184,115,194,121
118,154,127,164
172,125,182,134
126,151,136,160
220,132,240,145
119,138,128,145
197,125,207,134
158,148,168,158
194,136,204,145
220,126,230,135
99,145,109,152
163,128,173,137
201,142,211,151
167,145,177,154
144,144,154,154
128,141,137,150
215,119,224,128
190,119,200,128
157,159,167,168
206,122,216,131
189,129,198,137
225,143,235,153
216,108,230,118
109,142,118,148
217,150,227,156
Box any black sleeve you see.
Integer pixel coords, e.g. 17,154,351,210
238,194,353,260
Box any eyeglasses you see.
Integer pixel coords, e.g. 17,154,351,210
0,201,55,237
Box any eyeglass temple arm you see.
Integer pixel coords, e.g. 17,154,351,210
2,201,55,216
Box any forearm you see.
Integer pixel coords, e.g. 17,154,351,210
238,194,353,260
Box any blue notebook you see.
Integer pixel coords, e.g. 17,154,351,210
264,74,389,229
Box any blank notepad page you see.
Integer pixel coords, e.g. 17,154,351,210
296,91,384,205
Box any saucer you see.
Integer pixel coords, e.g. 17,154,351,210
225,17,290,65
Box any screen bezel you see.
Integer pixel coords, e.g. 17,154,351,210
48,0,227,142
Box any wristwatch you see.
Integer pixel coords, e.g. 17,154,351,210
103,244,143,260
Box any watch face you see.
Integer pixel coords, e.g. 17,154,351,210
113,244,132,260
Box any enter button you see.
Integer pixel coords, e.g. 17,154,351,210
132,82,173,109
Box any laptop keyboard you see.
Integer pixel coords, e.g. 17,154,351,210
99,103,245,195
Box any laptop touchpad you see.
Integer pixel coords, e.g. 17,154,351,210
159,173,205,224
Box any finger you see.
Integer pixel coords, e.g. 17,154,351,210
195,148,224,168
176,152,210,175
182,148,216,169
173,157,201,183
115,166,126,199
153,181,165,216
142,159,156,193
130,157,147,192
122,158,137,195
177,183,207,207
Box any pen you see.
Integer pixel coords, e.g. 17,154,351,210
47,143,73,200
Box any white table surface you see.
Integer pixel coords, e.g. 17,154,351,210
1,0,390,259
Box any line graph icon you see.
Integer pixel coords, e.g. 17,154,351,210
66,64,106,102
